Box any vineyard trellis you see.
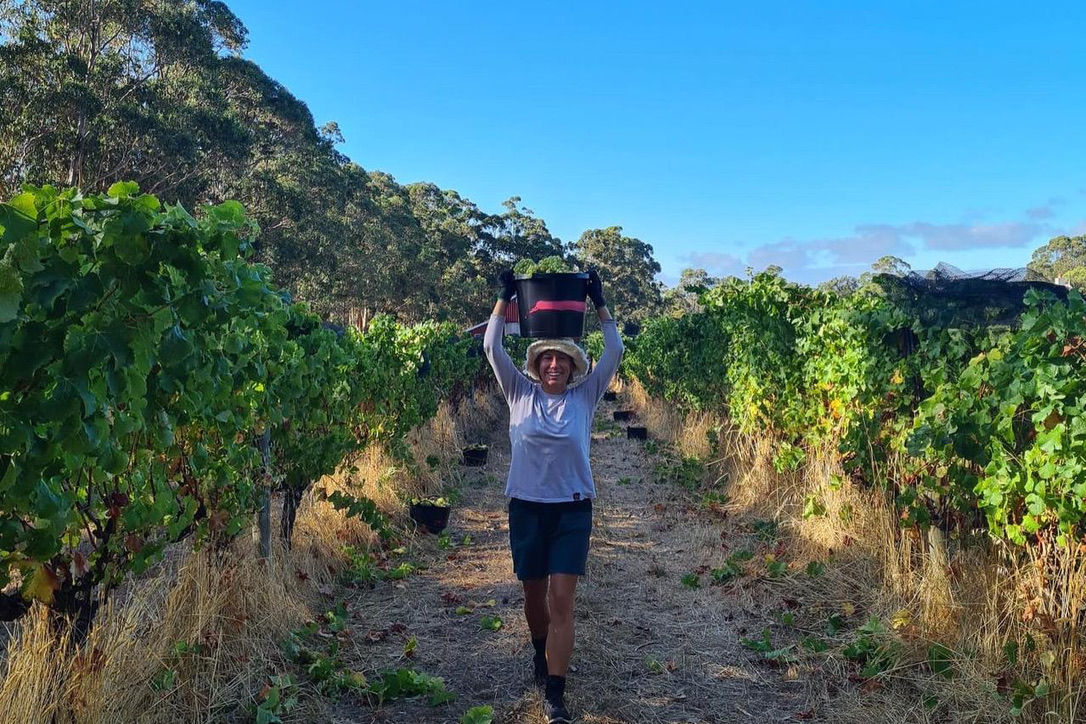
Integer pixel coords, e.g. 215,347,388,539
0,183,485,637
623,269,1086,546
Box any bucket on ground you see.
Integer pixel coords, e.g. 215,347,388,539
515,272,589,339
461,444,489,467
409,501,451,534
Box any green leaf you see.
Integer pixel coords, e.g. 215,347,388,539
114,228,150,265
927,643,956,679
107,181,140,198
255,708,281,724
0,194,39,244
0,246,25,322
460,705,494,724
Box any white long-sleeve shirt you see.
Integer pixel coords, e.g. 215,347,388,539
482,315,624,502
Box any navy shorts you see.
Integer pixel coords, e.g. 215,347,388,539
508,498,593,581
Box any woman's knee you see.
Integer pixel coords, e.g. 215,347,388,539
523,579,548,608
547,578,577,623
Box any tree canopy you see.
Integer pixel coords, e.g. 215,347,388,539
573,226,663,323
662,268,719,315
0,1,669,325
1028,235,1086,289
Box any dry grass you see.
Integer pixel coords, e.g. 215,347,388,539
0,542,308,724
624,378,722,461
630,390,1086,724
293,398,483,578
0,387,509,724
779,453,1085,724
453,384,505,446
750,449,1086,723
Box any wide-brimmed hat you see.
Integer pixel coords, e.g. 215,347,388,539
525,338,590,384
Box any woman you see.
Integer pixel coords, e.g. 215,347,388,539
482,268,623,724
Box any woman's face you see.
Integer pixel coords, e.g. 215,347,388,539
537,350,573,394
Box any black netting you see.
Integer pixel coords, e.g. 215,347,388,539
874,263,1070,328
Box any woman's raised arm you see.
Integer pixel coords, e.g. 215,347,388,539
483,275,529,402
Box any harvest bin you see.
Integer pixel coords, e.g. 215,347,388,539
461,444,488,467
515,272,590,339
409,502,451,534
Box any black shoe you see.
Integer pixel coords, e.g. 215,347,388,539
543,696,572,724
533,654,548,687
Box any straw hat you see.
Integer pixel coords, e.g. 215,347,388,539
525,338,590,384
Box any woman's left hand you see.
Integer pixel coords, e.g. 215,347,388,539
587,269,606,308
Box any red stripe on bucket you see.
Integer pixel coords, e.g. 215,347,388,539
530,300,586,314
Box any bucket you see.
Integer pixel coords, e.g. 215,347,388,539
515,273,589,339
461,445,488,467
409,502,451,534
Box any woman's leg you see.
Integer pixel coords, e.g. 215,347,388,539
522,578,550,638
545,573,578,675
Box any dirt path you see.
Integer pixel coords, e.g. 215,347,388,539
331,399,812,724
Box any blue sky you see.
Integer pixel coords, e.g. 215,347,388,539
227,1,1086,285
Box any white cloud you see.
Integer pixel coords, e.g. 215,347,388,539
681,213,1055,284
901,221,1047,250
683,251,745,278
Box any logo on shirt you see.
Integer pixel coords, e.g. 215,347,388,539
573,493,581,501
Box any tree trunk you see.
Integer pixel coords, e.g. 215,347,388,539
51,575,99,644
280,486,304,547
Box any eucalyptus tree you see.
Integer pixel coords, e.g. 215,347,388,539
0,0,249,201
662,267,719,316
1028,235,1086,288
573,226,663,323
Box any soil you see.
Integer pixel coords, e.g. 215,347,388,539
327,397,815,724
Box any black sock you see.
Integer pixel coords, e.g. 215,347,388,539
532,636,547,659
545,674,566,702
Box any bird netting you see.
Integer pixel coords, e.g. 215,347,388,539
873,262,1070,329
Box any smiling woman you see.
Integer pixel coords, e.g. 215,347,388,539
526,340,590,394
481,268,623,724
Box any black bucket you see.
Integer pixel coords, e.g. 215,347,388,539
603,391,618,402
515,273,589,339
614,410,635,422
409,502,451,534
627,426,648,440
461,445,488,467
